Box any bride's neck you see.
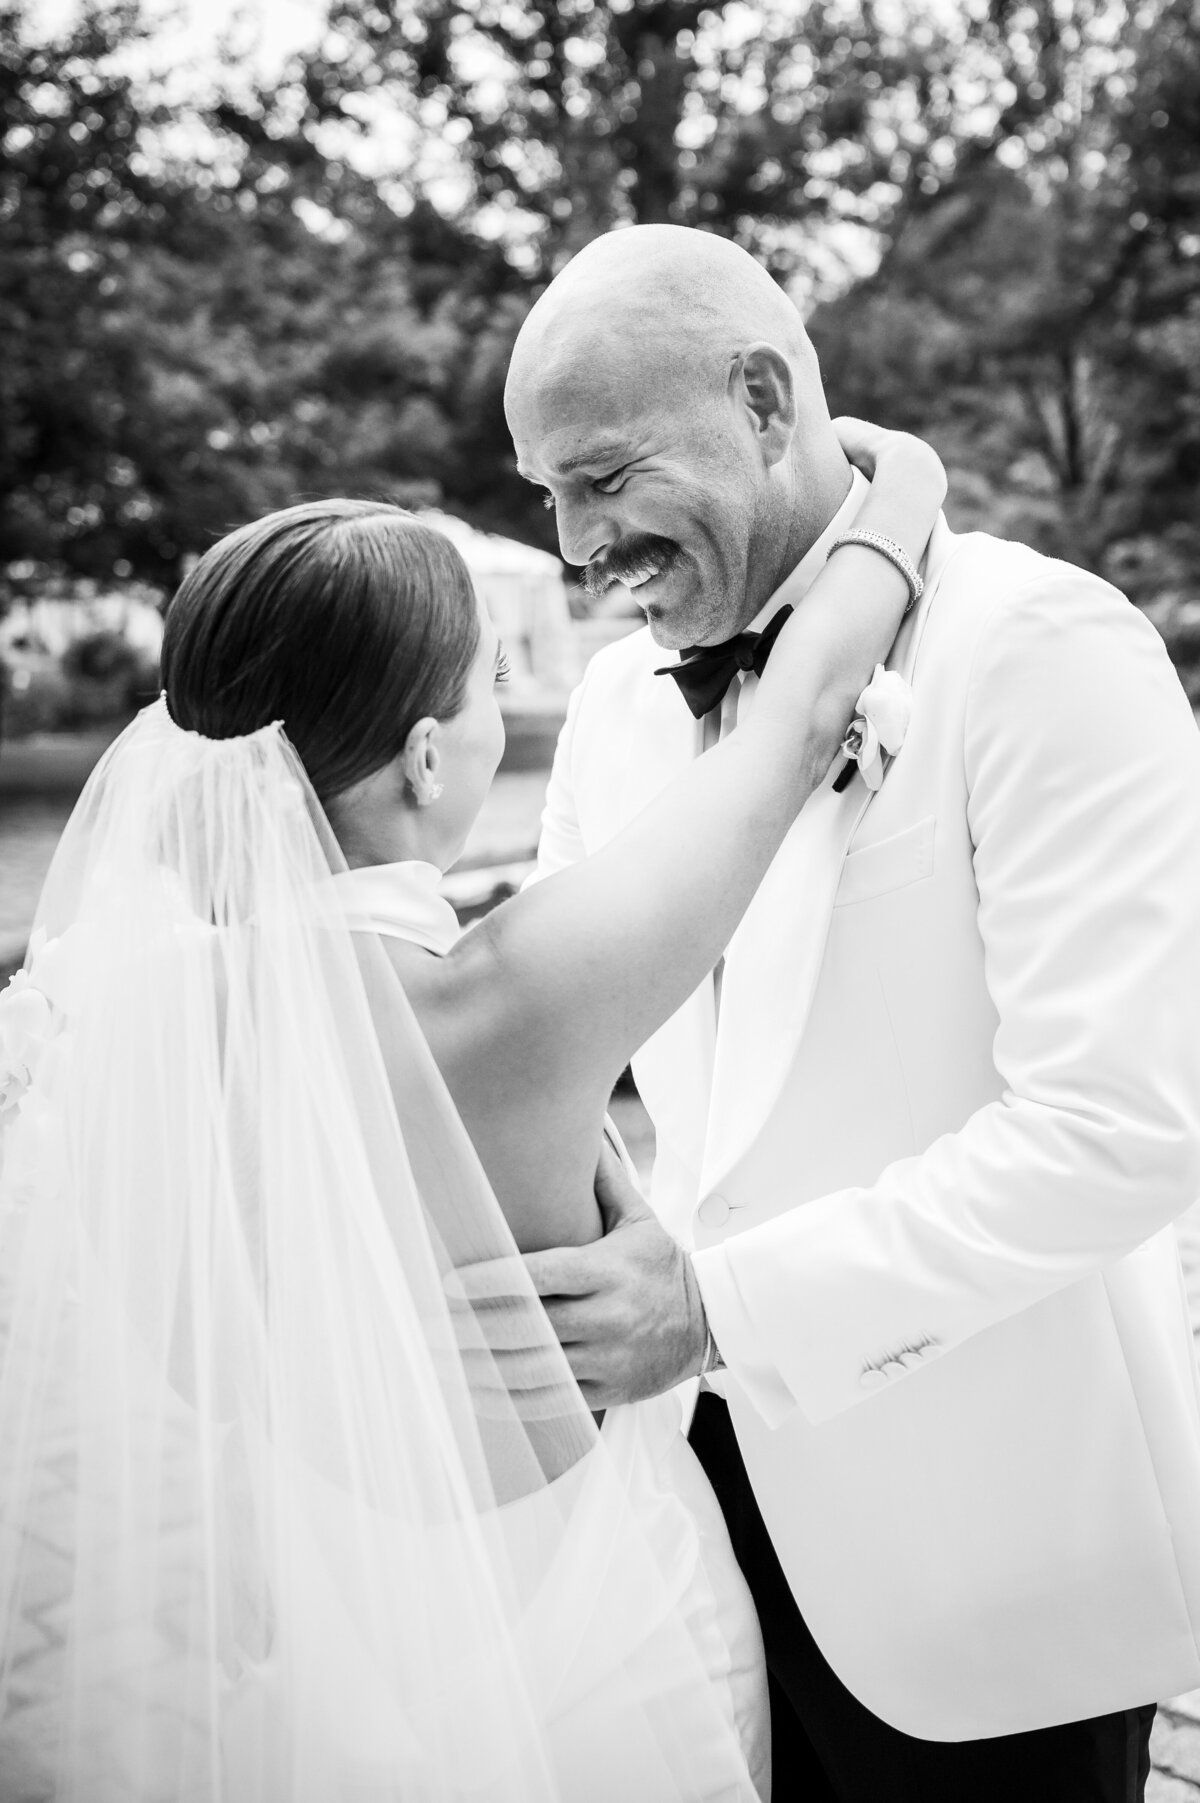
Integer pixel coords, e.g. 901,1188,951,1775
325,775,440,874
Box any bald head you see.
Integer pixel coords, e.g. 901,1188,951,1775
507,224,822,423
505,226,849,648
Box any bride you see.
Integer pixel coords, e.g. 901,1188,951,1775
0,420,943,1801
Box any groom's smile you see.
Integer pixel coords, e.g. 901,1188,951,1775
503,226,857,652
580,533,682,606
505,370,773,650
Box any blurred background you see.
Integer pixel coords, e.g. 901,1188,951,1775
2,0,1199,987
9,13,1200,1771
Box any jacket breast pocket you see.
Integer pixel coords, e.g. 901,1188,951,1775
834,815,936,908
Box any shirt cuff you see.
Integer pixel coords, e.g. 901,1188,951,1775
691,1241,800,1430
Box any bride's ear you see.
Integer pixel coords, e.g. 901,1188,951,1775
401,716,444,808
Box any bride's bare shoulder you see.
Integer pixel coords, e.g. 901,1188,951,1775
371,926,605,1250
374,926,507,1066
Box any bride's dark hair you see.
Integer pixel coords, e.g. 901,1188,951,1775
161,499,480,802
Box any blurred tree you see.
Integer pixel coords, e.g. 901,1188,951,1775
0,1,533,578
289,0,946,282
811,0,1200,577
227,0,975,551
282,0,1197,568
0,0,192,576
1,0,1196,609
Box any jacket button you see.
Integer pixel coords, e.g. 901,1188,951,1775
881,1360,906,1380
859,1368,889,1393
898,1350,924,1371
697,1193,731,1228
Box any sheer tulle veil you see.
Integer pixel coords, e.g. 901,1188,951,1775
0,700,755,1801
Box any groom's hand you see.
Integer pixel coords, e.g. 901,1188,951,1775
522,1142,709,1409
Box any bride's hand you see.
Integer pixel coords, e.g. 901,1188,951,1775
747,420,945,760
834,416,948,511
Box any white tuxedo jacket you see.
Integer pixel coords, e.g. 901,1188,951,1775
534,517,1200,1739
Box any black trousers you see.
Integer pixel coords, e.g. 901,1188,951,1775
689,1391,1156,1803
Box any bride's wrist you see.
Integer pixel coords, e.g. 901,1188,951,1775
858,445,946,532
846,507,935,582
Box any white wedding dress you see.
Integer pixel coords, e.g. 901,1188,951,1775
217,1381,770,1802
0,704,769,1803
333,857,771,1802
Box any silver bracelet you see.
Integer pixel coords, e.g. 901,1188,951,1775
829,529,924,614
700,1322,725,1377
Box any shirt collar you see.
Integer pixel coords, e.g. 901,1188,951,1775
330,859,460,955
744,466,870,636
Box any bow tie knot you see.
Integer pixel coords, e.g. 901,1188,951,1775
655,605,793,720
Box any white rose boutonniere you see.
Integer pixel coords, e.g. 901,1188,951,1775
836,664,912,792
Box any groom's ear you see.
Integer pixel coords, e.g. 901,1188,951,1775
734,342,798,467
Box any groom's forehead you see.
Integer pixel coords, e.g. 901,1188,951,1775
517,433,634,481
522,354,647,419
510,324,699,424
511,377,653,476
510,367,706,481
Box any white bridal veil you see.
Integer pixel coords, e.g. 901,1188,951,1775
0,701,754,1802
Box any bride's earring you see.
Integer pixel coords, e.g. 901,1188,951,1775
402,717,443,809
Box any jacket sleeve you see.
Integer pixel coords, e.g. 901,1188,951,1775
694,573,1200,1427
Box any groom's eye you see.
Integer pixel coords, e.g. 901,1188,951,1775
594,467,628,494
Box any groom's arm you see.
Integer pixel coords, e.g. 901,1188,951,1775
694,571,1200,1428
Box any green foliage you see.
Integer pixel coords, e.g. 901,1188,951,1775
59,626,142,683
1,1,189,575
301,0,936,278
0,2,539,577
1,653,73,736
811,0,1200,580
1,637,156,734
0,0,1196,611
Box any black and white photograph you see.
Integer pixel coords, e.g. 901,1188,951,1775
2,0,1200,1796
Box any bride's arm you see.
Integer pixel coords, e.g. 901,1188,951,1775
441,427,943,1106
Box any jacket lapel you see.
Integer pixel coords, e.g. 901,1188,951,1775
616,653,716,1177
698,516,956,1194
616,641,703,827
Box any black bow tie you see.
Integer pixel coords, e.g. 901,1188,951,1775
655,605,793,720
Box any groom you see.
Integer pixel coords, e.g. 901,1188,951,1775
503,224,1200,1800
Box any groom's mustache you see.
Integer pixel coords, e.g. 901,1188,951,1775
581,535,679,599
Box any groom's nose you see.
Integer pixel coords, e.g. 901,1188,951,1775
554,491,617,570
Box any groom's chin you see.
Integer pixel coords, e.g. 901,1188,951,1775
643,599,725,651
643,605,687,649
641,590,705,650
